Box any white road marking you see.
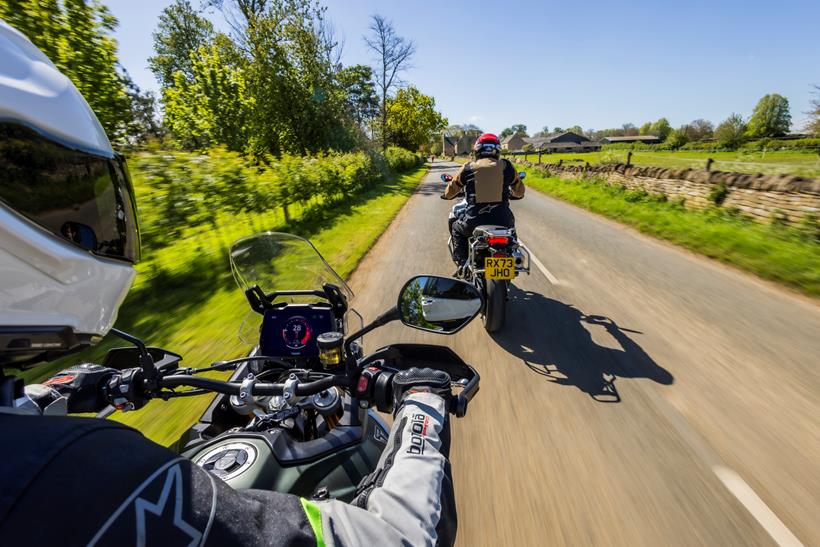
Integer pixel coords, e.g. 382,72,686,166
713,466,805,547
519,240,560,285
641,386,805,547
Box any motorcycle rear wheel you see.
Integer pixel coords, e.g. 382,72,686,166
482,279,506,332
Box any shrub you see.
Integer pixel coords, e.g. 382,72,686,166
132,146,421,251
384,146,421,172
708,182,729,205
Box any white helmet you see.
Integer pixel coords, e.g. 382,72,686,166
0,20,139,367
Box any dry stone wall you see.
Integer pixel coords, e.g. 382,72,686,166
520,161,820,226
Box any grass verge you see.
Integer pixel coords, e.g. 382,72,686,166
20,165,427,446
520,168,820,296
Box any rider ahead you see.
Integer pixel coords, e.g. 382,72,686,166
443,133,525,276
0,20,456,546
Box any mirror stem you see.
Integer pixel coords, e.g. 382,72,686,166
344,306,400,375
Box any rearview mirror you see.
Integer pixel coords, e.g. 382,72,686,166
518,172,526,180
398,276,482,334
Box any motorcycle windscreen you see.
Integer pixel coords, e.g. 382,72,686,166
229,232,352,301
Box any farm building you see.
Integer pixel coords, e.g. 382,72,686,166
501,132,528,151
494,130,606,154
600,135,661,144
442,134,474,156
528,131,601,152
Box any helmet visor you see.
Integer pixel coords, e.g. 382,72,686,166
0,123,140,263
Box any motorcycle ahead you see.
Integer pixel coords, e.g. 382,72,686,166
98,232,482,503
441,173,530,332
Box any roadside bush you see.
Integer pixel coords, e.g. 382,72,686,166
708,182,729,205
384,146,421,172
133,147,420,251
741,138,820,152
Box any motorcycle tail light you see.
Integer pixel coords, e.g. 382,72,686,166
487,236,509,246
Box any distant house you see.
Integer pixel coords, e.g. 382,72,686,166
442,134,474,156
441,134,473,155
443,135,456,156
501,132,528,151
522,131,602,153
600,135,661,144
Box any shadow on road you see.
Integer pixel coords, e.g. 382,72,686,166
426,162,455,172
415,179,444,196
491,285,674,402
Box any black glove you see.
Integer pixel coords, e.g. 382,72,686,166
391,367,451,414
44,363,117,413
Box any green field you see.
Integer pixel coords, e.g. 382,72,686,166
517,166,820,296
511,149,820,177
20,160,427,446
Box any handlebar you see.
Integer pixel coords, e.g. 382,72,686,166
158,374,344,397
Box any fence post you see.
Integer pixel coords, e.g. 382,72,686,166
538,150,542,164
706,158,714,172
558,159,563,167
626,151,633,167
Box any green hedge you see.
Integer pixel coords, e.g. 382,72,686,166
384,146,423,172
603,138,820,153
134,146,420,251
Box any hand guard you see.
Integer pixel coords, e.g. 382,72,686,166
44,363,117,413
391,367,451,414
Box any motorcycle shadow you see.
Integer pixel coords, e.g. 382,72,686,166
491,285,674,402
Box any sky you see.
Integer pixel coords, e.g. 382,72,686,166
108,0,820,134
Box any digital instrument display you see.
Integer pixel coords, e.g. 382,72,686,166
260,304,334,357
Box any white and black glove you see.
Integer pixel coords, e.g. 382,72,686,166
391,367,451,414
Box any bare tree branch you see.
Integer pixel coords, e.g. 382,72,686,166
363,14,415,149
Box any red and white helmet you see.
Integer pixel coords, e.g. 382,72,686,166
473,133,501,158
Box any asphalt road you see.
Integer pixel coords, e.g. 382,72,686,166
346,162,819,546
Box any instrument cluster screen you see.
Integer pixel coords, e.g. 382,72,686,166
260,305,334,357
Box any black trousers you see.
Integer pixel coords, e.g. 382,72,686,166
450,205,515,265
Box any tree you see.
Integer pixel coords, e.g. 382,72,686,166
715,113,747,149
639,122,652,135
385,86,447,151
337,64,379,129
500,124,527,139
123,72,164,144
566,125,584,136
747,93,791,138
688,119,714,141
649,118,671,140
364,15,415,150
665,128,689,149
162,38,253,151
199,0,356,155
552,126,564,134
445,124,482,138
149,0,214,88
1,0,132,141
807,85,820,136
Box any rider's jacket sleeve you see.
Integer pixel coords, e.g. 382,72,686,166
316,392,457,547
0,393,455,547
505,159,525,199
443,164,466,199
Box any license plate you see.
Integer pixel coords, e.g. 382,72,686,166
484,257,515,280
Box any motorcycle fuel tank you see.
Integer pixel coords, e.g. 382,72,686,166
185,411,389,501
